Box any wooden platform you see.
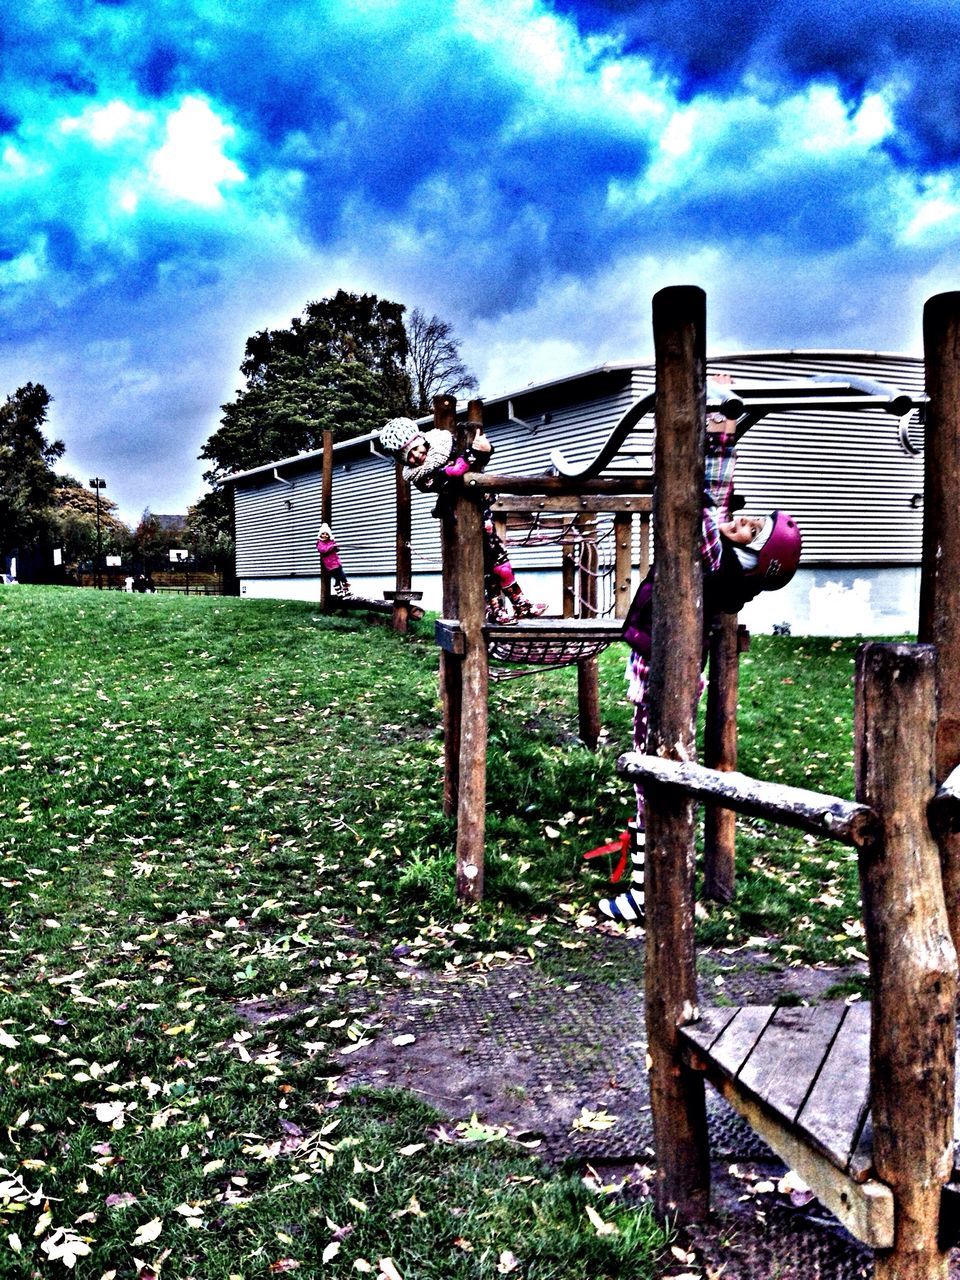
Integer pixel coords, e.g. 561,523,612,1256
680,1002,906,1245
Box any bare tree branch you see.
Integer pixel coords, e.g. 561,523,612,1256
406,308,478,413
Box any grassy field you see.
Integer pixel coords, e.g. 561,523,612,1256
0,587,868,1278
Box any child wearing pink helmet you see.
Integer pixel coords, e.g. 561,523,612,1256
379,417,546,625
600,407,802,925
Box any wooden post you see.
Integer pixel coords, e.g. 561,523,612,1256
320,430,333,612
577,514,601,749
703,615,743,902
920,291,960,955
436,394,462,817
392,458,413,633
855,643,957,1280
454,486,488,901
645,284,710,1223
613,512,633,619
561,527,576,617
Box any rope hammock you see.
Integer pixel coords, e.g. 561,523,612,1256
486,511,622,680
487,632,613,681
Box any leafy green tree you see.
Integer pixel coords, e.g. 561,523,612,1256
51,476,130,566
131,510,190,570
0,383,63,558
186,491,235,573
406,307,478,414
200,290,414,488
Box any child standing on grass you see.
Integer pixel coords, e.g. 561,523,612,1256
600,400,802,925
379,417,546,625
316,523,351,597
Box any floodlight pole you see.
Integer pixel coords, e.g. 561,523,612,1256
89,478,106,589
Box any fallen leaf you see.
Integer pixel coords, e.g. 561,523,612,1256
40,1227,91,1269
585,1204,618,1236
131,1218,163,1247
570,1107,618,1134
379,1260,403,1280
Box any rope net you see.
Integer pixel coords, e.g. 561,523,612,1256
487,511,622,680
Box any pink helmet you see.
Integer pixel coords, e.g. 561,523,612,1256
747,511,802,590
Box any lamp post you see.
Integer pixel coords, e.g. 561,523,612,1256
89,477,106,589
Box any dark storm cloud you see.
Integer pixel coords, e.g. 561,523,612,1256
550,0,960,166
1,0,956,521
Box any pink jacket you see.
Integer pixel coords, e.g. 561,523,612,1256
316,537,343,572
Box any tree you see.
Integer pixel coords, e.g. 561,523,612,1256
0,383,64,557
200,290,414,489
185,492,234,567
131,510,189,570
51,476,130,566
405,307,478,414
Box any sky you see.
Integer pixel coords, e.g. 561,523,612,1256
3,0,960,527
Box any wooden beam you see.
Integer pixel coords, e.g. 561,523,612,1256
490,494,653,513
320,430,333,612
392,455,414,633
577,513,600,750
617,754,878,847
613,513,634,620
855,642,957,1280
704,1072,894,1249
435,394,462,818
465,474,653,496
454,489,488,902
644,283,710,1223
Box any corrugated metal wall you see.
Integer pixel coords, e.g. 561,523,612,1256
234,351,925,579
709,353,924,566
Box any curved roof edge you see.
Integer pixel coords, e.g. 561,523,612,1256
223,349,922,485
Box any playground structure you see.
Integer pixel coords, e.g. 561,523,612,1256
434,333,926,909
425,284,960,1275
616,286,960,1280
318,429,424,631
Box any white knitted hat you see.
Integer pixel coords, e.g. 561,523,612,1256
379,417,421,456
402,428,456,485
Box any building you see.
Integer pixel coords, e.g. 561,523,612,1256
225,351,926,636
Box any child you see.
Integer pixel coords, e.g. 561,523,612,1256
316,523,351,597
600,409,802,924
379,417,546,624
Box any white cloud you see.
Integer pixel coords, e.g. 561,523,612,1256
148,97,246,207
60,99,152,143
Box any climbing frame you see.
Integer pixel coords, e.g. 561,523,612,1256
628,284,960,1280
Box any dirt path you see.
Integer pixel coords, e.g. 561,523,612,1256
336,932,921,1279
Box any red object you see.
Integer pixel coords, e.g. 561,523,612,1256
583,830,631,883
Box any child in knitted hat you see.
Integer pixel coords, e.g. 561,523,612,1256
379,417,546,625
316,523,351,597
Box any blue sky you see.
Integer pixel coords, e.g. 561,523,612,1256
3,0,959,525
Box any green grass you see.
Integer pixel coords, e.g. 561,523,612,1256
0,587,870,1277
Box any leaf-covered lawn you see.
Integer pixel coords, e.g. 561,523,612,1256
0,587,867,1277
